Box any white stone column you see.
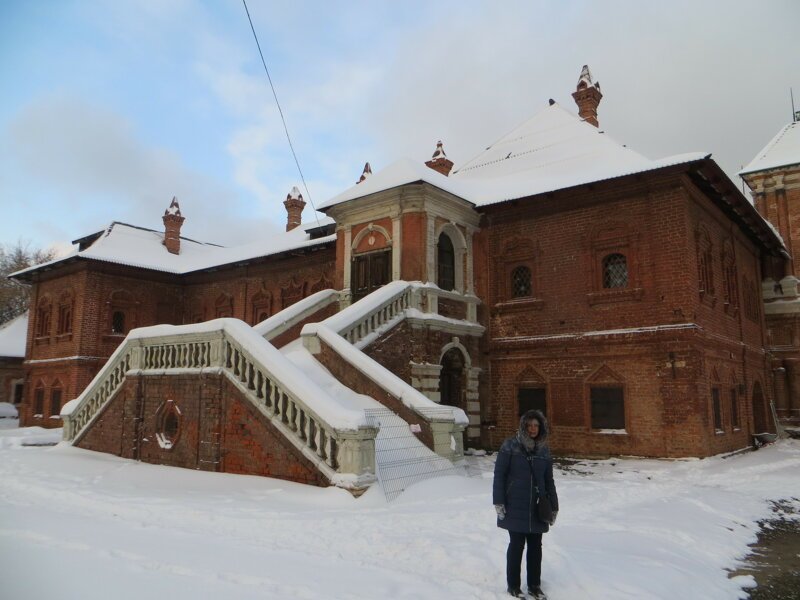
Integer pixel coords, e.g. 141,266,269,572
392,216,402,281
466,227,475,294
466,367,482,439
343,226,352,290
426,214,436,284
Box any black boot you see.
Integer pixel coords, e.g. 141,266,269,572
507,587,524,598
529,586,547,599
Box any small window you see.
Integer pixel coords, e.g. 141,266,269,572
437,233,455,291
602,254,628,289
590,386,625,429
57,303,72,335
730,388,740,429
156,401,181,450
712,388,723,432
511,266,532,298
34,385,45,415
111,311,126,334
164,411,179,439
518,387,546,418
12,381,24,404
35,301,52,337
50,386,62,418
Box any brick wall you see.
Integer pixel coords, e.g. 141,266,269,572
76,372,326,486
478,171,773,457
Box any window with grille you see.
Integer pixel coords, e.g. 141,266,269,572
511,266,532,298
111,310,126,334
711,387,722,431
437,233,455,291
602,254,628,289
590,386,625,429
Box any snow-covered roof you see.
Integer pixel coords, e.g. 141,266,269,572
12,218,336,280
319,103,707,211
740,121,800,175
0,313,28,358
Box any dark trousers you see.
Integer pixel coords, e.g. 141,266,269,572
506,531,542,590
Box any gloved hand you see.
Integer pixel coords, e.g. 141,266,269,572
495,504,506,520
550,511,558,526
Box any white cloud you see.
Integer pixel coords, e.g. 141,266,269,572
3,95,279,246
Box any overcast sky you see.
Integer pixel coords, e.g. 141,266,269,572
1,0,798,252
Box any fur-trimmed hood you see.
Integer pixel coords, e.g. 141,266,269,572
517,409,549,450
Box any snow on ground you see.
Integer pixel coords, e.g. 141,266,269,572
0,425,798,600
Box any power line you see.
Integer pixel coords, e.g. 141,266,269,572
241,0,321,226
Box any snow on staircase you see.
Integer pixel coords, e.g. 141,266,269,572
281,339,465,500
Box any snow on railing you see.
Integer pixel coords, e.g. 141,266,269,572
62,319,377,489
301,281,471,461
253,288,340,341
324,281,415,345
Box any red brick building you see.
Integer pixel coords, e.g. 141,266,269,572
741,115,800,427
9,67,792,488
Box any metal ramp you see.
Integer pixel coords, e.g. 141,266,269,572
365,407,466,502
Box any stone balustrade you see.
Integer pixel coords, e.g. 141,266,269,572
61,321,377,489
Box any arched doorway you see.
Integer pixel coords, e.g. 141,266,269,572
751,382,771,433
439,347,465,409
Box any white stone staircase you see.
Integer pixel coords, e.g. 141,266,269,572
62,281,476,494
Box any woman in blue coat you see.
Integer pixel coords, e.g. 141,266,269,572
493,409,559,599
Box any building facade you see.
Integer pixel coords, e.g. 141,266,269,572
10,68,793,488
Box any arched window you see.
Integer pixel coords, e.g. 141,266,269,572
437,233,455,291
108,290,136,335
57,290,73,335
111,311,126,334
696,226,715,299
215,293,233,318
602,254,628,289
35,297,52,338
251,291,272,324
721,240,738,313
511,266,532,298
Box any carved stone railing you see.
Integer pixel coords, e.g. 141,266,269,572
302,281,474,462
61,320,377,490
253,288,340,342
322,281,482,348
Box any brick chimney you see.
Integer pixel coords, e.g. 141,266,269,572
571,65,603,127
357,162,372,184
162,197,185,255
425,140,454,176
284,186,306,232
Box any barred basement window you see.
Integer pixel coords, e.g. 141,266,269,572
511,266,532,298
602,253,628,288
